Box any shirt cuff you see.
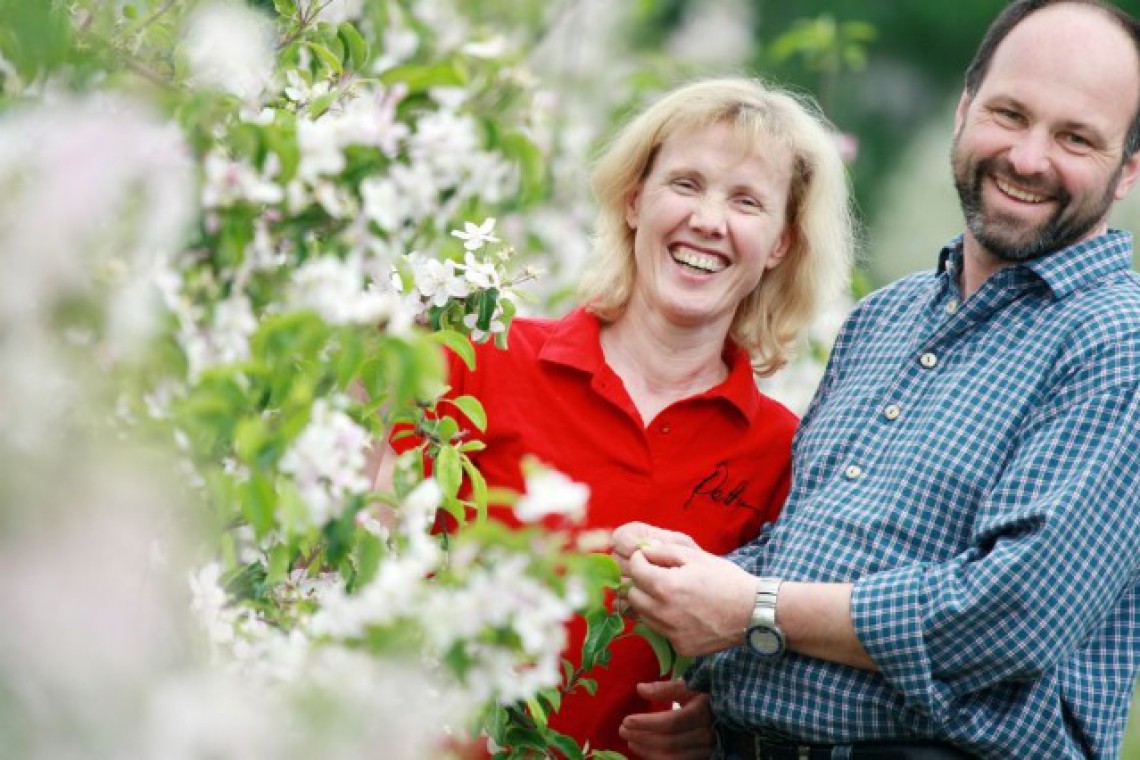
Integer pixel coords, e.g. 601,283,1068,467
683,655,712,692
851,565,949,722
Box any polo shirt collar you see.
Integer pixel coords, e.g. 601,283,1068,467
937,229,1134,299
539,307,760,421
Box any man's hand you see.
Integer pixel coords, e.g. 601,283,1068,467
626,542,757,657
619,679,713,760
612,522,698,576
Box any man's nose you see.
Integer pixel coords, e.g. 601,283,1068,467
1007,128,1052,177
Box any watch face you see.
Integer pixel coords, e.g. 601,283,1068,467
747,626,785,657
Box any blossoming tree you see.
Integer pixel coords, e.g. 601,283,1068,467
0,0,636,756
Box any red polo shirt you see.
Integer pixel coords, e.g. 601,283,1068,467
401,307,795,754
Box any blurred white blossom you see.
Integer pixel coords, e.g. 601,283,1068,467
515,464,589,523
182,1,275,101
278,398,372,526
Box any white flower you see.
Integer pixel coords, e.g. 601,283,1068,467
335,86,410,157
462,312,505,343
373,24,420,72
189,563,238,646
290,255,401,326
182,2,275,101
460,36,510,59
201,151,284,208
451,218,499,252
296,117,346,181
461,251,502,289
278,398,372,526
313,0,363,24
410,256,470,307
359,176,405,232
514,465,589,523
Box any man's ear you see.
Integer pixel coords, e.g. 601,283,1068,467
1114,150,1140,201
953,90,971,135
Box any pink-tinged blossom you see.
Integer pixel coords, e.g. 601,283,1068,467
202,151,284,208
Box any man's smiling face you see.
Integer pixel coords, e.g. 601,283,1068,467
950,3,1140,263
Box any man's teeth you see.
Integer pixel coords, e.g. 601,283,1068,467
670,247,727,273
996,178,1047,204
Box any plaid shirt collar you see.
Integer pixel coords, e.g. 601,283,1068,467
936,229,1135,300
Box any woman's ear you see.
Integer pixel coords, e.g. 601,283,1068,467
625,184,642,229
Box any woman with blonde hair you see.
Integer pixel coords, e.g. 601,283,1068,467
390,76,854,755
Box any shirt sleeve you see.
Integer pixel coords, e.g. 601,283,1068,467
851,373,1140,722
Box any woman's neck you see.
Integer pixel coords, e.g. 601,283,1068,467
599,307,731,426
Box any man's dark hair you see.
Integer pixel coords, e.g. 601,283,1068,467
963,0,1140,155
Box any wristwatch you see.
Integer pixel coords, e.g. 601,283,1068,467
746,577,786,658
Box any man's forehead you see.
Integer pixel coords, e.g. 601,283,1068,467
980,4,1139,136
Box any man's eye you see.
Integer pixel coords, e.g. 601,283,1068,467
1063,132,1092,149
994,108,1024,125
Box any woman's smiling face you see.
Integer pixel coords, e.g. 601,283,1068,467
624,120,794,331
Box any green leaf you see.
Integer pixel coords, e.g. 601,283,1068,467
272,0,297,17
435,416,460,443
353,532,385,589
450,395,487,432
337,22,369,69
581,609,625,673
634,623,675,678
263,124,300,184
241,473,276,538
267,542,292,584
547,731,585,760
525,696,547,726
429,329,476,371
304,41,343,76
379,61,467,93
499,132,547,204
308,91,339,119
435,445,463,500
476,288,499,332
461,458,488,522
590,752,628,760
577,677,598,696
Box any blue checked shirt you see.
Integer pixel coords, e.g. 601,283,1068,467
692,231,1140,759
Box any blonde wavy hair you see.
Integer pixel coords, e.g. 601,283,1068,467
578,77,856,376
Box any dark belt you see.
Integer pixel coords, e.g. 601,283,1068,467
731,734,974,759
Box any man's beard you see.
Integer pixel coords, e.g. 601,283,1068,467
951,137,1119,263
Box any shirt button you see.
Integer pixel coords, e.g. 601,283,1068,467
919,352,938,369
844,464,863,480
946,299,959,314
883,404,901,420
661,424,672,434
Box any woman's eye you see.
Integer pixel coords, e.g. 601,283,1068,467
671,177,698,192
